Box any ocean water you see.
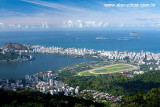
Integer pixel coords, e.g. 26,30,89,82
0,30,160,53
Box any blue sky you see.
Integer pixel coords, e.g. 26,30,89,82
0,0,160,30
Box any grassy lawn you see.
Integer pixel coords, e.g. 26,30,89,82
78,71,95,76
77,63,138,76
93,64,133,73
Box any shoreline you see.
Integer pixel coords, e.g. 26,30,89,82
1,43,160,79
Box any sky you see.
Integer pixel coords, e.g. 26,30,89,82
0,0,160,31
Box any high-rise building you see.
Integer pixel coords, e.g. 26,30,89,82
75,86,80,94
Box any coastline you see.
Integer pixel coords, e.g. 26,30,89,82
1,43,160,79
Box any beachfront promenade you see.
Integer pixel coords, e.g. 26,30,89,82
2,44,160,68
30,45,160,66
31,45,97,56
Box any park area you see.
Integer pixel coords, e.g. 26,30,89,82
77,63,139,76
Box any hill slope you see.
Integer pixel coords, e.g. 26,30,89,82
0,89,103,107
2,43,28,50
121,88,160,107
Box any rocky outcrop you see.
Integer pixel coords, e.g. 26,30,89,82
2,43,28,50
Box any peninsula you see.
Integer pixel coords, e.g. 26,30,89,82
0,43,32,63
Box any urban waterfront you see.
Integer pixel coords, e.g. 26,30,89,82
1,30,160,78
0,54,96,79
1,30,160,53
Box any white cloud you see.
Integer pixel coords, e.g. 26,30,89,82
0,0,160,30
17,24,21,28
103,23,109,27
21,0,83,12
120,23,124,27
9,24,15,27
41,21,49,28
60,20,109,28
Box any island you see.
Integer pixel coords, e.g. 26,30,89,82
96,37,106,39
129,32,139,36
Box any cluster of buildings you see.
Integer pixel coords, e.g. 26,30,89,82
2,43,160,68
0,71,121,102
24,71,81,96
0,71,81,96
100,50,160,66
0,51,32,63
80,90,122,102
29,45,160,68
4,55,32,63
133,71,144,75
1,48,30,53
31,45,97,56
0,79,25,91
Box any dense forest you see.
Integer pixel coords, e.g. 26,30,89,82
1,88,160,107
121,88,160,107
59,70,160,96
0,52,19,61
0,89,103,107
